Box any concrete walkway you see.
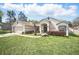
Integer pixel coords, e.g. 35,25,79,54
18,34,41,38
0,33,41,38
0,33,18,37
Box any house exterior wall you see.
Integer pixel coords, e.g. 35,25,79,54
49,21,59,31
12,21,35,34
25,26,34,32
12,23,25,33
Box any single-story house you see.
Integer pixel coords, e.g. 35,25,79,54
12,17,69,36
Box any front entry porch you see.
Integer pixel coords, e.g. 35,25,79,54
40,23,49,34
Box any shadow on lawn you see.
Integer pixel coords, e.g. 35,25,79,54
69,33,79,37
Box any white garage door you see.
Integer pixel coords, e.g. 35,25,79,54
15,26,23,33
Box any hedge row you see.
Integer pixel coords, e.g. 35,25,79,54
22,31,34,34
0,30,11,34
47,31,66,36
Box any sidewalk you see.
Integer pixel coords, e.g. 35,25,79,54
0,33,41,38
0,33,17,37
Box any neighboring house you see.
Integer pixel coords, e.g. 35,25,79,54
0,23,11,30
72,26,79,35
12,17,69,36
1,23,12,30
0,23,2,30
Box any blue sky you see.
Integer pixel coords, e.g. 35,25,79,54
0,3,79,22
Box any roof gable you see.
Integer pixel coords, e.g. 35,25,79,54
40,17,59,22
40,17,63,24
40,17,68,25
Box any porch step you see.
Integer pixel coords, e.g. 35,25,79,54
41,33,48,36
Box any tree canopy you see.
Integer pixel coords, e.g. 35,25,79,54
7,10,16,23
18,11,27,21
73,17,79,26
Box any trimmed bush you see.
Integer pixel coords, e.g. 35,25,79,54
47,31,66,36
22,31,34,34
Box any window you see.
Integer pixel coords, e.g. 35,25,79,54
58,25,66,32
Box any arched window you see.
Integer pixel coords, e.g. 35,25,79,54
58,25,66,32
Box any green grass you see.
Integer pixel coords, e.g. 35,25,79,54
0,35,79,55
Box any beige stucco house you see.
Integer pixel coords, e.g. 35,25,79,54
12,17,69,36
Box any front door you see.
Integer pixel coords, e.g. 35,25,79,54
43,24,47,33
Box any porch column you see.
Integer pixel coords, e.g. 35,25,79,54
47,23,49,32
66,24,69,36
40,24,42,34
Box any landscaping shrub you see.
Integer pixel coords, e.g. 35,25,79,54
0,30,11,34
47,31,66,36
22,31,34,34
69,32,79,37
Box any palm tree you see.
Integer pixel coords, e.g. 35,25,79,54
0,10,3,23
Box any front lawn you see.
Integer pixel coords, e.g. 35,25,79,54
0,35,79,55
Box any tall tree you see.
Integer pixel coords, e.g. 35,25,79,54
18,11,27,21
7,10,16,32
7,10,16,23
0,10,3,23
68,21,73,27
73,17,79,26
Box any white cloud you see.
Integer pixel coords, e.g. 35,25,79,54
25,4,77,17
3,3,24,11
1,0,79,3
53,5,77,16
2,3,78,17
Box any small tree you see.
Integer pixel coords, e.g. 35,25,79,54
68,21,73,27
